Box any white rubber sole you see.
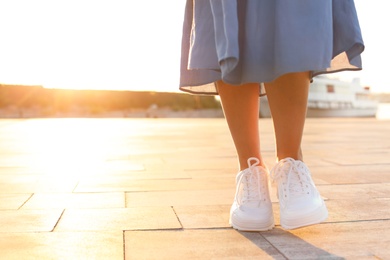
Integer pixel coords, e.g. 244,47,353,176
280,202,329,230
229,216,275,232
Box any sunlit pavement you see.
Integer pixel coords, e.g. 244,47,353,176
0,118,389,259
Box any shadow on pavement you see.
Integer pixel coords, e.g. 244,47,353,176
239,227,344,259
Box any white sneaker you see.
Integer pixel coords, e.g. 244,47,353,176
229,157,274,231
271,158,328,230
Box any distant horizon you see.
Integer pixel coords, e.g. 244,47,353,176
0,82,182,93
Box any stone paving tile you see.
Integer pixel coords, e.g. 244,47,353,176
0,174,38,182
100,169,191,180
0,209,63,232
0,176,78,194
324,152,390,166
125,229,284,259
0,194,32,210
270,197,390,227
310,164,390,184
22,192,125,209
0,183,36,194
0,118,389,259
149,162,237,173
100,160,145,172
126,189,234,207
55,207,181,231
262,220,390,259
74,176,234,193
326,198,390,223
0,231,123,260
183,168,239,179
295,156,339,167
0,156,38,168
174,205,231,229
0,167,43,175
163,187,389,229
268,199,389,227
318,183,390,199
161,156,238,167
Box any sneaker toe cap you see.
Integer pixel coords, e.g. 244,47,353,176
283,197,325,218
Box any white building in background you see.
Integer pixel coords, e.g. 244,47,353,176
260,76,378,118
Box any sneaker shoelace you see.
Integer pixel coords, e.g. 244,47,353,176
270,158,312,201
235,157,268,206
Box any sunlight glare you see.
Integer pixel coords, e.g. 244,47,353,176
0,0,186,92
376,104,390,120
24,119,129,178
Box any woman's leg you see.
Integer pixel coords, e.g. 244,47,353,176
216,81,263,170
218,80,274,231
264,72,310,161
265,72,328,230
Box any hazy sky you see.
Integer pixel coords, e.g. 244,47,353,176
0,0,388,93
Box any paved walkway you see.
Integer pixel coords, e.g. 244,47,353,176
0,118,389,259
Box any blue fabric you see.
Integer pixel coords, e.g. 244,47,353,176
180,0,364,96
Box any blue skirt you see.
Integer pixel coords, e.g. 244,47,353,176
179,0,364,95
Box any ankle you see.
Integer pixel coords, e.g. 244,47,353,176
276,147,303,162
277,156,302,162
276,151,303,162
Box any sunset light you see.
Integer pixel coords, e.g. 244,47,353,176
0,0,388,93
0,0,185,92
20,119,146,178
22,120,109,177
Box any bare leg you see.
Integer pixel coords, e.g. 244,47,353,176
265,72,328,230
264,72,310,161
216,81,264,171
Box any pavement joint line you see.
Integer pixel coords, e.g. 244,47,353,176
123,227,184,232
122,231,126,260
71,181,80,193
122,192,127,208
171,206,184,229
121,219,390,233
51,209,65,232
17,193,34,210
259,232,289,260
323,219,390,225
